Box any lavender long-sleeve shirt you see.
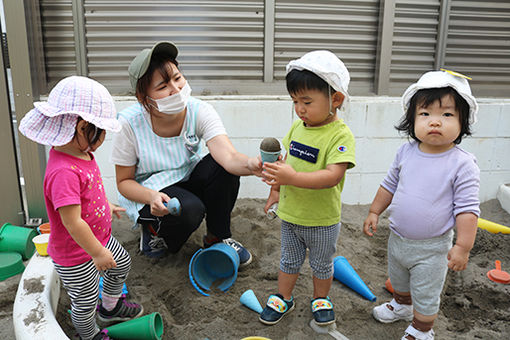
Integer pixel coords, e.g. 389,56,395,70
381,141,480,240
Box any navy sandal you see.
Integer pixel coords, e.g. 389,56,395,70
259,294,295,325
311,296,335,325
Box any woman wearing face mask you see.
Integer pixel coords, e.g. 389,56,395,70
111,42,262,262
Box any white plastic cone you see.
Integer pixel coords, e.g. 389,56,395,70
240,289,263,313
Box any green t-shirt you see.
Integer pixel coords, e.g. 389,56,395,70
277,119,356,226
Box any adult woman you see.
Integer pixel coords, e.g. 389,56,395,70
111,41,261,262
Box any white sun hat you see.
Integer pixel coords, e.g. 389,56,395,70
402,69,478,124
19,76,121,146
286,50,350,109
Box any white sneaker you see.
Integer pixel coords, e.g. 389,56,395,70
401,324,435,340
372,299,413,323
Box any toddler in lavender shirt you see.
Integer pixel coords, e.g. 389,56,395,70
363,70,480,340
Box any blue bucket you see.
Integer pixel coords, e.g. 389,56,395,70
189,243,240,296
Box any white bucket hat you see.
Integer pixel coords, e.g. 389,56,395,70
402,70,478,124
286,50,350,109
19,76,121,146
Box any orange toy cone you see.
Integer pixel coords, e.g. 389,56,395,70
385,278,394,294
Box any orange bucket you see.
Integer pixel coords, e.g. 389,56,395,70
38,223,51,234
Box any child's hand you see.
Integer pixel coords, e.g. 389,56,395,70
150,191,171,217
447,244,470,271
108,202,126,219
262,161,296,186
264,189,280,214
92,247,117,271
363,212,379,236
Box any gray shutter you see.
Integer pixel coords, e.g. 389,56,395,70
389,0,441,95
37,0,510,96
40,0,77,82
41,0,265,95
444,0,510,96
274,0,380,94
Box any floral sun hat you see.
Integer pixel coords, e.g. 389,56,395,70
19,76,121,146
286,50,350,110
402,69,478,124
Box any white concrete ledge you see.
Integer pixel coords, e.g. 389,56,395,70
497,184,510,215
13,254,69,340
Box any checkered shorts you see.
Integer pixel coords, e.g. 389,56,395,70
280,220,340,279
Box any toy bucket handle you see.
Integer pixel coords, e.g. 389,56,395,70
188,248,209,297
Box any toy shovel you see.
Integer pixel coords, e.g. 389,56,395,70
487,260,510,284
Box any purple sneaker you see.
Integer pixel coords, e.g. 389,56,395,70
91,329,112,340
97,295,143,323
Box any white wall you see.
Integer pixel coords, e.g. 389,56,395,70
95,96,510,205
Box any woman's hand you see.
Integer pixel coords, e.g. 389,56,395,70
149,191,171,216
248,156,263,177
262,161,296,186
91,247,117,271
108,201,126,219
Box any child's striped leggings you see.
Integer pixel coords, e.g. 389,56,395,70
53,235,131,340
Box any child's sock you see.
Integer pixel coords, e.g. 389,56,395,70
101,293,120,311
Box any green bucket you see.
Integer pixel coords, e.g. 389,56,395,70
0,252,25,281
0,223,38,260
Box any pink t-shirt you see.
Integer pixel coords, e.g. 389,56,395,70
44,148,112,266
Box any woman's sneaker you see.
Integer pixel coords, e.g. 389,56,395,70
97,295,144,324
372,298,413,323
259,294,295,325
402,324,435,340
140,224,167,258
222,238,252,266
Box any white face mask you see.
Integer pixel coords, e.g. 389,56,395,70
149,82,192,115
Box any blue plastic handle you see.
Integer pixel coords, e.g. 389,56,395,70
163,197,181,216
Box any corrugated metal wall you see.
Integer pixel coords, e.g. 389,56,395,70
38,0,510,97
390,0,440,92
40,0,75,81
274,0,380,94
445,0,510,96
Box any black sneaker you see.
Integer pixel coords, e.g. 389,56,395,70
222,238,252,266
97,295,144,324
140,224,167,258
311,296,335,326
259,294,295,325
91,329,111,340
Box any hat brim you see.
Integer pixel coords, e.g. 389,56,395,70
33,101,122,133
402,84,478,125
18,108,78,146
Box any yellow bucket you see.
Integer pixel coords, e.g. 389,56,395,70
32,234,50,256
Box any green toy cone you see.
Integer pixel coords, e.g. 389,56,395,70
105,312,163,340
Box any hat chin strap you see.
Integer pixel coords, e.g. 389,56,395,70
328,87,336,115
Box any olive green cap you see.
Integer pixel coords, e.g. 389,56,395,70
128,41,178,91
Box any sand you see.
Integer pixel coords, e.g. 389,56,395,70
41,199,510,339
